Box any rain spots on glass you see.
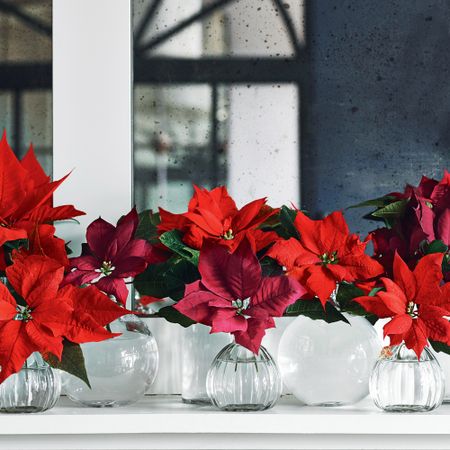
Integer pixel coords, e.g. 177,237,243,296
133,0,303,211
0,0,52,175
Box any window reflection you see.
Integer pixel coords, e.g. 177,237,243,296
0,0,52,174
133,0,303,212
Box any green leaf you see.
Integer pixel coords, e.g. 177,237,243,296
159,230,199,265
157,305,196,328
430,340,450,356
348,195,397,209
335,282,379,324
284,299,350,324
371,199,408,227
368,287,383,297
335,283,367,316
136,210,160,244
278,205,300,240
422,239,448,255
260,256,284,277
46,341,91,388
134,256,200,301
4,239,28,252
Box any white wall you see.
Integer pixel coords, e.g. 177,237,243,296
53,0,133,254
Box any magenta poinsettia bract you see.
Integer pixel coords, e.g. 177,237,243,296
174,238,306,354
64,208,155,305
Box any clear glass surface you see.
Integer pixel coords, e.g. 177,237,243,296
64,315,159,407
370,344,445,412
432,351,450,403
207,342,282,411
182,324,231,404
0,352,61,413
278,313,382,406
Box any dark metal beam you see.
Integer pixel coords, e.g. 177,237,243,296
0,1,51,37
210,84,219,187
271,0,303,56
0,64,52,89
12,90,22,156
136,0,236,55
134,57,305,84
134,0,163,45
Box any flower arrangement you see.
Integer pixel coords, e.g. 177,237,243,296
350,171,450,358
0,124,449,412
134,187,380,349
0,132,147,388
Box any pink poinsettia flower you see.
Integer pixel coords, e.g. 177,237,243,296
174,239,305,353
63,208,156,305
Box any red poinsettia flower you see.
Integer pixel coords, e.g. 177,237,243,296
64,208,156,305
369,171,450,277
0,255,128,383
174,239,305,353
354,252,450,358
266,211,384,305
158,185,279,253
0,132,84,266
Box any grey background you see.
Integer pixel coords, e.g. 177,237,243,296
301,0,450,235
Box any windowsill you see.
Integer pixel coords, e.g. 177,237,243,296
1,394,449,431
0,395,448,449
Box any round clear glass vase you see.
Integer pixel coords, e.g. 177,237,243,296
0,352,61,413
64,314,159,407
370,344,445,412
278,313,381,406
182,324,231,404
206,342,282,411
432,351,450,403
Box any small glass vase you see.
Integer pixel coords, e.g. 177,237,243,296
278,313,381,406
182,324,231,404
370,344,445,412
0,352,61,413
206,342,282,411
64,314,159,407
432,351,450,403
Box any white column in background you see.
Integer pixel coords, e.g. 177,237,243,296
52,0,133,253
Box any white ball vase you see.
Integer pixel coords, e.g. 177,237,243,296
278,313,382,406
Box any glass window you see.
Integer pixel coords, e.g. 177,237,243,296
0,0,52,173
133,0,302,217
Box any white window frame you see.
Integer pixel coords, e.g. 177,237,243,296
53,0,133,253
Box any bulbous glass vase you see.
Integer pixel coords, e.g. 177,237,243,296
370,344,445,412
206,342,282,411
278,313,381,406
182,324,232,404
432,351,450,403
64,314,159,407
0,352,61,413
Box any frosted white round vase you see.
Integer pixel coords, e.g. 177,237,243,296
278,313,382,406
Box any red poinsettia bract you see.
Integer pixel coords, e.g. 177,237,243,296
64,208,156,305
266,210,384,305
158,185,279,253
369,170,450,277
354,252,450,358
0,255,128,383
174,239,305,354
0,132,84,266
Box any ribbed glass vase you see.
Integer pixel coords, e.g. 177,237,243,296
370,344,445,412
0,352,61,413
206,342,282,411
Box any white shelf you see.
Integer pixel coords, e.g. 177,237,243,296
0,395,449,450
